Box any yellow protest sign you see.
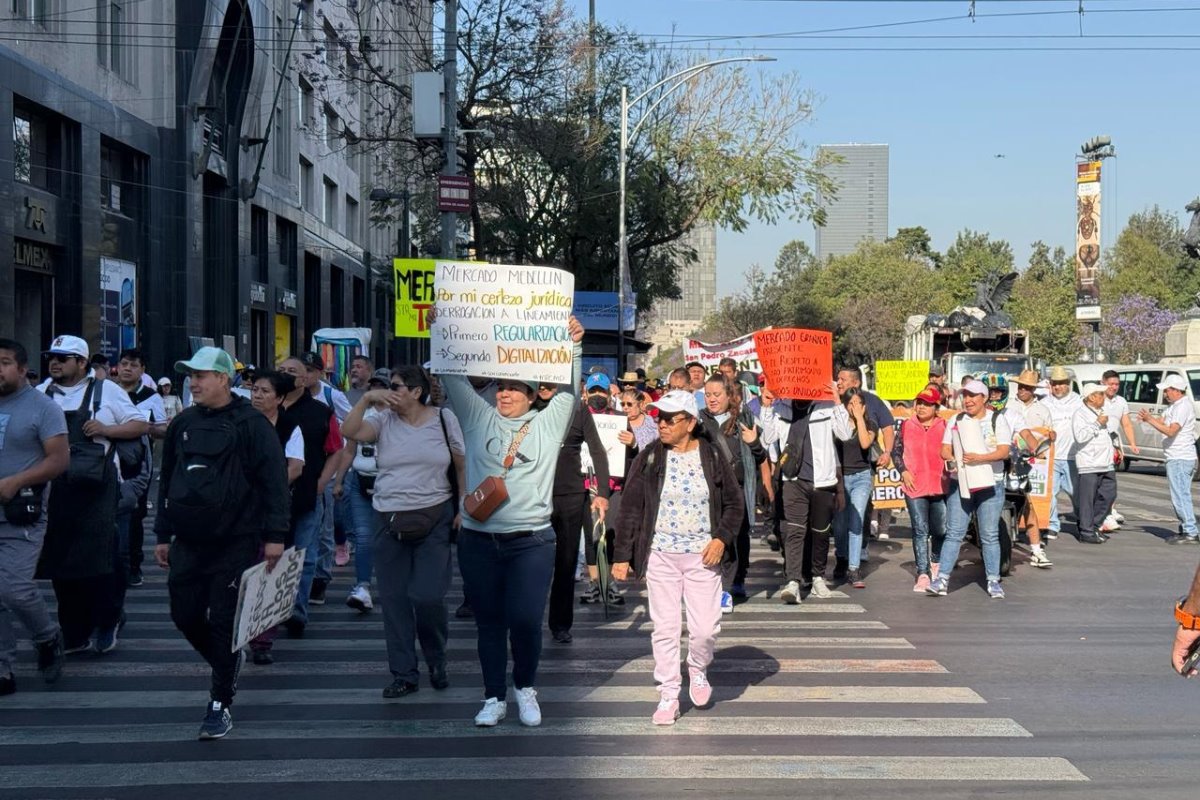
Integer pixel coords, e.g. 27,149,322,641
874,360,929,401
394,259,436,338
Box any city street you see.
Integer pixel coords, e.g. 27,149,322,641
2,465,1196,799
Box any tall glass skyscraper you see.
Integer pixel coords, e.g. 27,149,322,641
815,144,889,261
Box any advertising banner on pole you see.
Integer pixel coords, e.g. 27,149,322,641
430,261,575,385
99,257,137,360
874,360,930,401
1075,161,1102,321
394,258,436,338
753,328,834,401
682,332,761,375
231,547,305,652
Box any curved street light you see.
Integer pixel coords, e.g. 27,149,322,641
617,55,776,369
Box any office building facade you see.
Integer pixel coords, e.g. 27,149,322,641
814,143,889,261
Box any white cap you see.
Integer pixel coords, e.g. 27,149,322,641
1082,382,1105,398
1158,374,1188,393
44,335,89,359
157,376,173,386
649,389,699,418
961,379,989,396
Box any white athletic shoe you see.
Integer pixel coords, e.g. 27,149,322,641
810,576,833,599
474,697,507,727
779,580,802,605
514,687,542,727
346,584,374,612
1029,547,1053,568
1101,515,1121,533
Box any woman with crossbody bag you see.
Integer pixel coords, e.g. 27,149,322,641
340,366,466,701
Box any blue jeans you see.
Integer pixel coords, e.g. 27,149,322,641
457,527,556,700
833,469,873,569
1166,459,1198,536
905,494,947,577
1048,459,1078,533
290,503,325,624
316,483,336,583
939,484,1005,583
343,470,377,587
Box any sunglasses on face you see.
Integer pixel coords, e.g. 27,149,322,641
47,354,76,364
657,414,691,427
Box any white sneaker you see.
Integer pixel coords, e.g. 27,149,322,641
1101,515,1120,532
1113,509,1125,524
474,697,507,727
869,519,879,537
346,584,373,612
514,686,541,727
1029,547,1053,568
779,580,802,605
810,576,832,599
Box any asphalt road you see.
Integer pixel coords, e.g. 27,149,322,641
2,465,1197,799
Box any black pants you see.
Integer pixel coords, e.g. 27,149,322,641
781,480,836,582
128,489,149,573
722,514,752,589
549,492,589,633
167,536,259,706
52,576,113,648
1075,471,1117,536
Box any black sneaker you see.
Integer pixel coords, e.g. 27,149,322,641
309,579,328,605
0,674,14,696
127,569,144,588
382,679,419,699
95,623,120,654
605,584,626,606
552,629,573,644
580,583,601,605
455,600,473,619
832,558,849,582
429,663,449,690
846,569,866,589
198,701,232,740
36,632,65,684
251,650,274,666
1167,534,1200,545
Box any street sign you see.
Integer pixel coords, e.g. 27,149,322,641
438,175,473,213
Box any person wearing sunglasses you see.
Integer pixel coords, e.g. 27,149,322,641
611,390,743,725
340,366,466,700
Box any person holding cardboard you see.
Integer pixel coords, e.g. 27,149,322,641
927,379,1012,600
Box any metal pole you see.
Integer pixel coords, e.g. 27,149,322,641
440,0,458,259
616,86,628,373
401,189,412,258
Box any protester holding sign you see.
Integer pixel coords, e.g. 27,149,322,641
154,347,290,740
340,366,466,701
431,297,585,729
891,387,950,592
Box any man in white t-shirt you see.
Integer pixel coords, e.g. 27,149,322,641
1042,366,1083,539
1138,374,1199,544
928,379,1012,600
1099,370,1139,532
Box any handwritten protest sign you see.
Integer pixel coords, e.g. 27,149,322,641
1023,427,1055,524
231,547,305,652
590,414,629,479
753,328,834,400
874,360,929,401
431,262,576,384
682,332,761,376
394,259,436,338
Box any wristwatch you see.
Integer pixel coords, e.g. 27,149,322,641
1176,598,1200,630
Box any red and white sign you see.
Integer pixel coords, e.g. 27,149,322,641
682,331,762,376
438,175,474,213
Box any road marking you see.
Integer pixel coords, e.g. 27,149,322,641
0,716,1030,746
105,635,913,651
0,685,985,709
0,755,1087,787
108,617,890,631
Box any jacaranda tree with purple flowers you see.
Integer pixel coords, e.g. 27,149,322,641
1095,294,1179,363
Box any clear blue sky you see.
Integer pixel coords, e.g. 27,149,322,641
568,0,1200,297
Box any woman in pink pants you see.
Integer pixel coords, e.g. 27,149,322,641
612,390,744,725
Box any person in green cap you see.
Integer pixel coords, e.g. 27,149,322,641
154,346,291,741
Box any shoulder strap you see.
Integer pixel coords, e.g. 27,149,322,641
438,408,453,454
323,384,333,407
500,421,532,475
88,378,103,421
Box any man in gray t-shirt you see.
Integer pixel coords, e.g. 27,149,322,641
0,338,70,693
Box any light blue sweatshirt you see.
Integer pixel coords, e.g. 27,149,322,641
442,344,582,533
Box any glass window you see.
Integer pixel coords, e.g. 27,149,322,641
299,80,314,129
100,144,122,211
251,206,269,283
13,115,31,184
324,105,339,149
277,216,298,289
344,195,359,240
109,2,125,77
299,157,313,210
13,110,50,190
1118,370,1162,405
323,178,337,228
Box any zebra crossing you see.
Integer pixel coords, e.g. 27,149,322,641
3,543,1088,795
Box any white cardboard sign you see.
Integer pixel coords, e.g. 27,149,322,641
231,547,305,652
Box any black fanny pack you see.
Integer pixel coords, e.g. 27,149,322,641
3,484,46,526
385,501,447,542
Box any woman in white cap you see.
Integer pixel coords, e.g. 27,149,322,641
1073,384,1117,545
612,390,743,725
157,377,182,424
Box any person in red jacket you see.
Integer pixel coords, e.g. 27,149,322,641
890,387,950,593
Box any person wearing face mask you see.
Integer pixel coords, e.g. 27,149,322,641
430,308,586,729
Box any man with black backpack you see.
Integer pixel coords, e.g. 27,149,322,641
114,349,165,588
155,347,290,740
38,335,146,656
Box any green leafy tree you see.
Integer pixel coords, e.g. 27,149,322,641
1104,207,1198,310
889,226,942,268
940,230,1015,306
1009,240,1080,365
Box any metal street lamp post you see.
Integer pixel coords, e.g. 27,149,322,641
616,55,774,371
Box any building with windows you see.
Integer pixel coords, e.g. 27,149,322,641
1,0,429,375
814,143,889,261
639,222,718,365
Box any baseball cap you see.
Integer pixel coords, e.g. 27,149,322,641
175,346,237,377
1158,374,1188,393
915,387,942,405
961,379,989,396
928,363,945,377
649,389,699,418
157,377,173,386
44,335,89,359
585,373,611,392
1082,382,1106,397
299,351,324,371
368,368,392,387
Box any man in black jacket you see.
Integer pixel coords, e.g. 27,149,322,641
154,347,290,740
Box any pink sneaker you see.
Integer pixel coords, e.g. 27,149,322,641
913,574,931,593
652,696,680,726
334,543,350,567
688,670,713,708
